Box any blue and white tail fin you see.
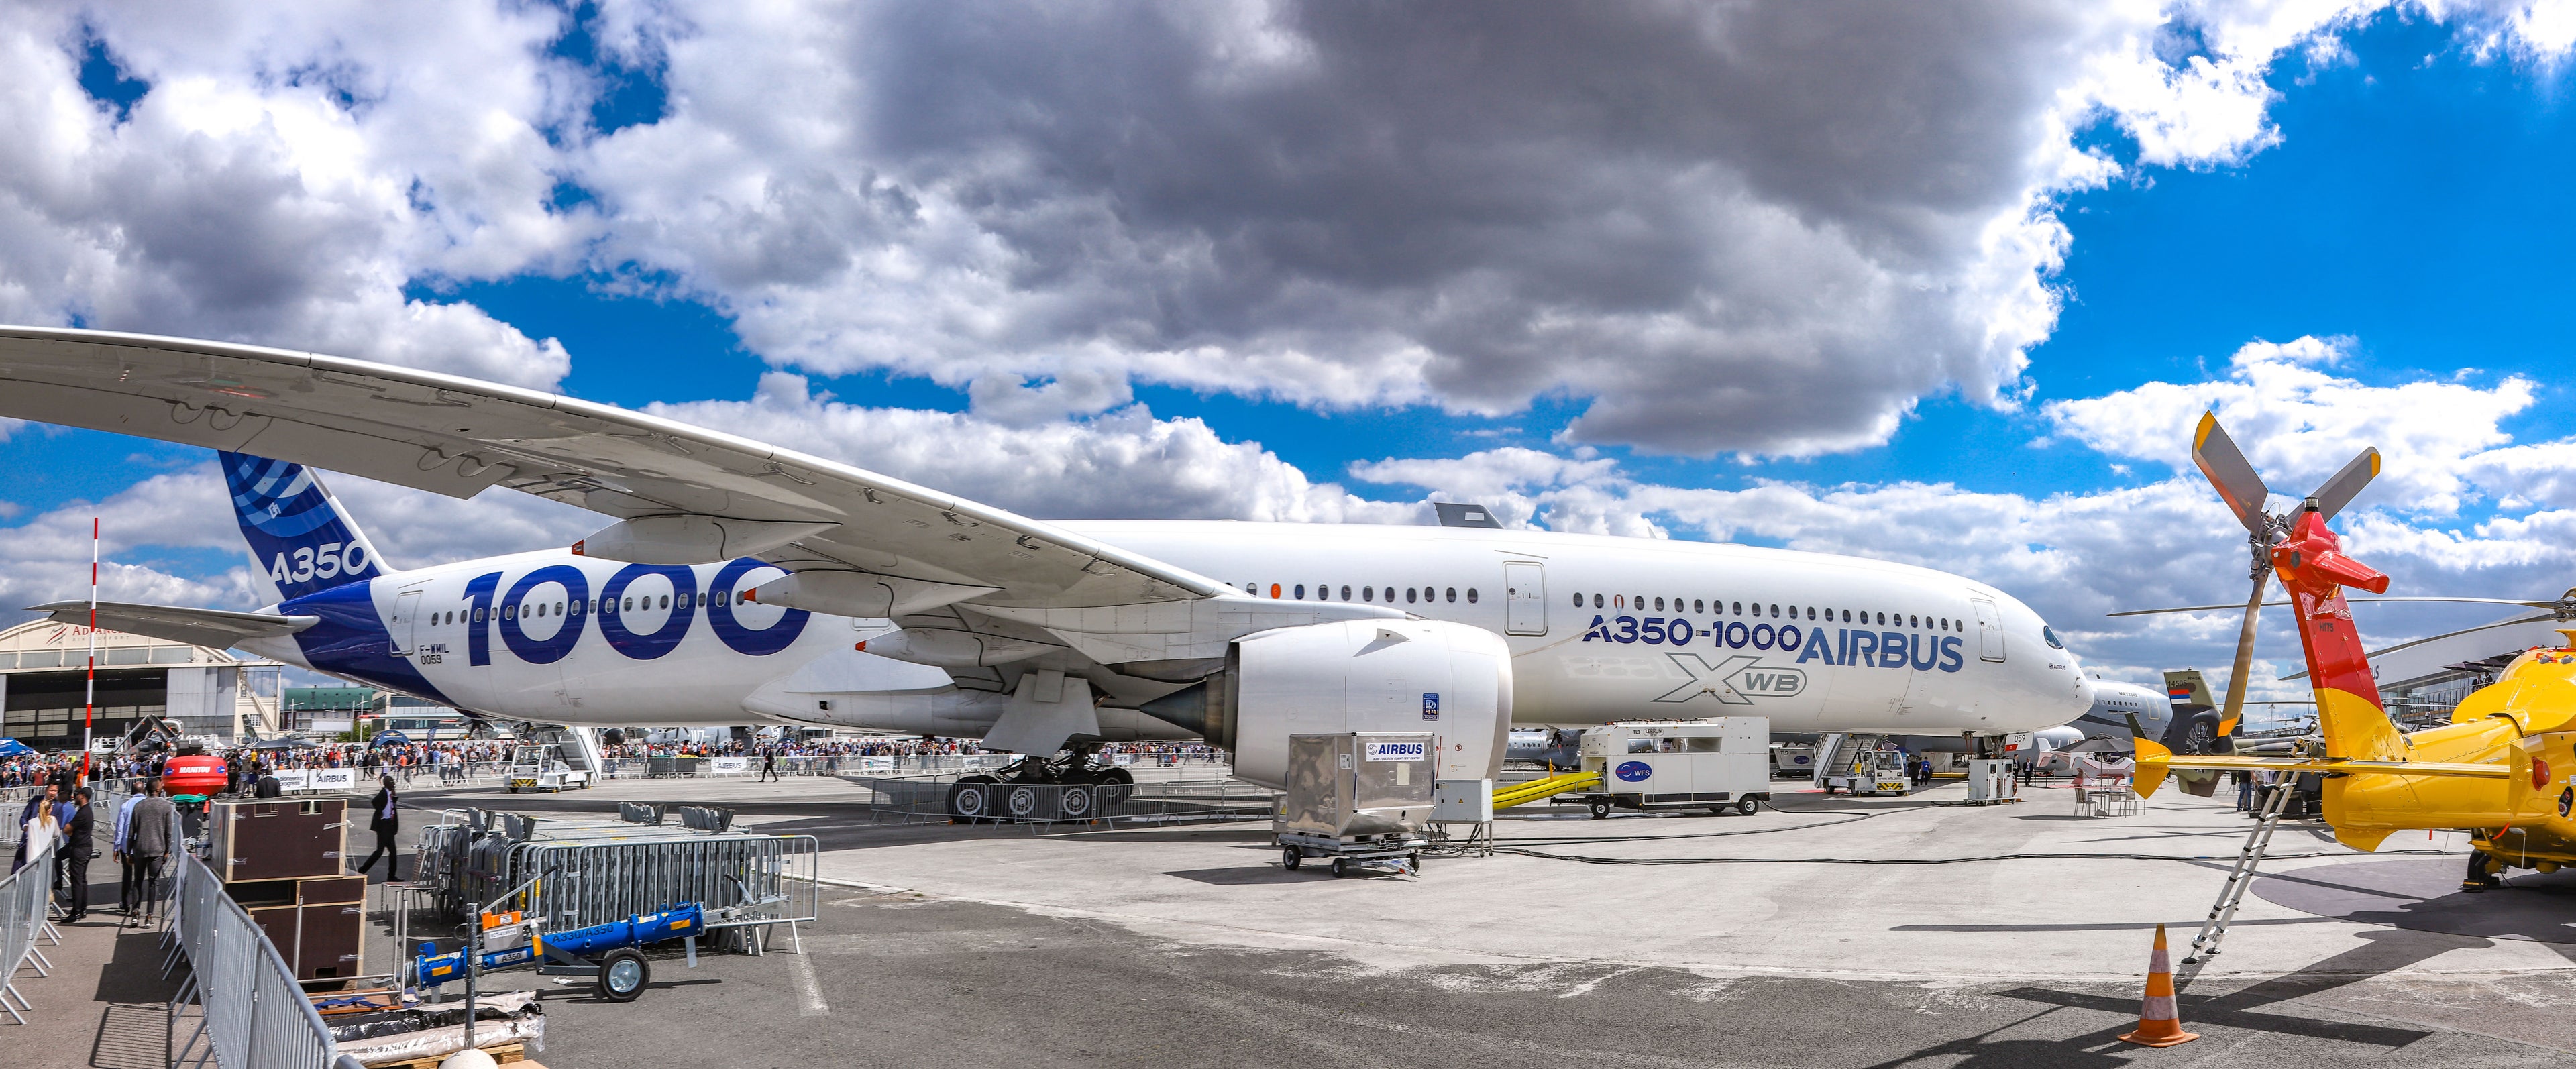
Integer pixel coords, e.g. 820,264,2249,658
220,451,390,604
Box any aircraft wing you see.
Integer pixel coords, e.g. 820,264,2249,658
0,327,1227,612
2132,746,2510,799
25,600,318,650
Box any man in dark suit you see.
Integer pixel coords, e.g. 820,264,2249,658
58,787,95,921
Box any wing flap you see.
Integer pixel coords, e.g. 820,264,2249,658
26,600,317,650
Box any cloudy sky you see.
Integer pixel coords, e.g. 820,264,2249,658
5,1,2576,716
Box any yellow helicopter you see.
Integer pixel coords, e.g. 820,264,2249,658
2124,412,2576,895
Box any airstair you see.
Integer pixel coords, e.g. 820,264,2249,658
2180,781,2294,964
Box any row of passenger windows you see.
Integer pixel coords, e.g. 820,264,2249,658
1572,592,1962,632
1238,583,1479,606
423,589,749,626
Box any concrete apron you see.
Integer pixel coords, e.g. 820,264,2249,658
810,781,2576,984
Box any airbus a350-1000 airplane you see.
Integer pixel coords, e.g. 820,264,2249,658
0,327,2090,788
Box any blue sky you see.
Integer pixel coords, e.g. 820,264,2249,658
8,3,2576,703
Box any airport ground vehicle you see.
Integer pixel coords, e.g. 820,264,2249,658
1819,746,1912,797
1580,719,1773,816
504,744,590,793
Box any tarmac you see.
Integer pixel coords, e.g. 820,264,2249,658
15,771,2576,1067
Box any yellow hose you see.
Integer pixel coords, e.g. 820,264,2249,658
1493,770,1601,809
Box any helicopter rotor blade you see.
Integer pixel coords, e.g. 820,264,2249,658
2216,572,2267,748
2282,612,2559,681
2311,447,2381,521
2193,412,2273,534
2110,601,2289,617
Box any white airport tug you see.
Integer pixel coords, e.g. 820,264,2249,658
505,743,593,793
1578,718,1774,818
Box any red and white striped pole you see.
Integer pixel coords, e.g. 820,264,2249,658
80,516,97,783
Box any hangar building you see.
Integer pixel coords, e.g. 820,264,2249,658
0,619,284,748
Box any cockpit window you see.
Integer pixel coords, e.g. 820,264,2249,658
2043,626,2064,649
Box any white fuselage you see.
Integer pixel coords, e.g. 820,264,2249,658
237,522,2092,740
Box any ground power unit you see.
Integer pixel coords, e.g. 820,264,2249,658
1578,718,1773,818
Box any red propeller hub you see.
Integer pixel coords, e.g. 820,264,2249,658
2270,511,2389,596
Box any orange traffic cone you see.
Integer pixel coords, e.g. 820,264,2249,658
2119,923,2198,1047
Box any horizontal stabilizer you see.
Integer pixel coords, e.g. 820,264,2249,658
2132,744,2507,799
25,600,317,651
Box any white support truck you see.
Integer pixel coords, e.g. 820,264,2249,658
506,743,593,793
1578,718,1773,819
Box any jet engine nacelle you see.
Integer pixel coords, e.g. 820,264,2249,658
1141,618,1513,790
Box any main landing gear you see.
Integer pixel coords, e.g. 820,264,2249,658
947,745,1138,822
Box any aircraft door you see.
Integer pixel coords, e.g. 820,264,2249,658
391,588,423,657
1971,598,2004,662
1503,562,1546,636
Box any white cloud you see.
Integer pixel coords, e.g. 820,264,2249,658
647,372,1422,525
564,1,2455,457
0,2,578,388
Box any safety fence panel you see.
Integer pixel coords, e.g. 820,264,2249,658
0,834,52,1025
167,852,356,1069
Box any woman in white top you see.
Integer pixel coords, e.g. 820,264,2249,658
15,792,60,873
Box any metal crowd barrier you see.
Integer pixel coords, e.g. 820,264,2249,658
164,852,362,1069
0,834,54,1025
858,775,1277,827
417,810,817,939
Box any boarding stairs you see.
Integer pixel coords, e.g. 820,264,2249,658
1808,732,1885,789
2180,780,2295,964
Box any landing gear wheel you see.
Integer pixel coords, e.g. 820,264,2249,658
1097,766,1135,805
2464,849,2504,893
1330,858,1348,879
1281,847,1302,871
1587,798,1611,820
1737,797,1761,816
597,948,649,1002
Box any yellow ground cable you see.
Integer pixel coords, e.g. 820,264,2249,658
1493,771,1602,808
1491,771,1586,803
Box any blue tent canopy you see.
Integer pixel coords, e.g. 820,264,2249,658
0,738,36,758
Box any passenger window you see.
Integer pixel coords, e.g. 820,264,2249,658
1365,586,1376,602
1407,588,1418,604
1446,587,1456,603
1572,593,1583,607
1271,584,1281,599
1294,585,1305,600
1466,588,1478,604
1907,615,1917,627
1654,597,1664,612
1342,585,1352,600
1769,604,1779,617
1595,593,1605,608
660,595,671,610
1693,600,1704,614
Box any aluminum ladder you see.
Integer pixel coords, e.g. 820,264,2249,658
2182,780,2294,964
